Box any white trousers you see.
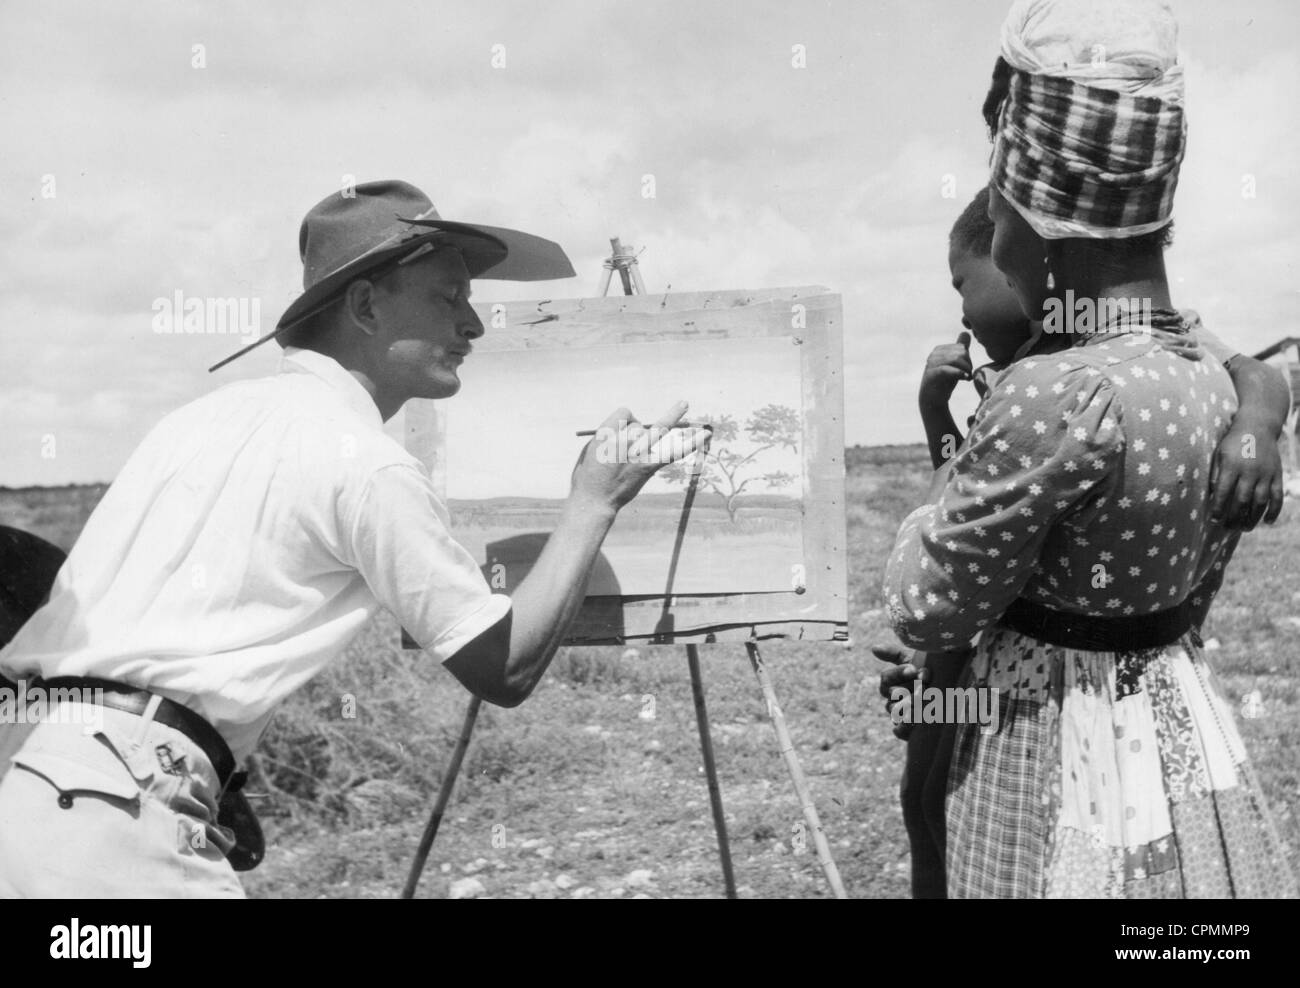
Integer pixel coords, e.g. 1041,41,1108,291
0,700,245,898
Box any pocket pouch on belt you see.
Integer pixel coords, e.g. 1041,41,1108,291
217,786,264,872
8,732,142,809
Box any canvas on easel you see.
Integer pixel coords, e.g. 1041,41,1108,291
399,284,850,900
404,285,848,646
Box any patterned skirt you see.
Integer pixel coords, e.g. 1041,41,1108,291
946,625,1298,898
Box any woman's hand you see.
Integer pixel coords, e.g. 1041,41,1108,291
873,643,927,740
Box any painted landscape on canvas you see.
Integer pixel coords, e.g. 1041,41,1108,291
442,336,806,596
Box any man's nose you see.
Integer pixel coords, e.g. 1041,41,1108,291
459,305,485,340
961,316,972,330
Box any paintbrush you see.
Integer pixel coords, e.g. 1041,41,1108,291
575,422,712,437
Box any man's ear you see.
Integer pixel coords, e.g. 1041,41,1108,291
342,279,381,336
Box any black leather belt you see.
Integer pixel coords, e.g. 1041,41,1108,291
40,676,237,789
2,672,263,871
1001,597,1195,652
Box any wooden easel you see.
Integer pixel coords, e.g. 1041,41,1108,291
402,637,846,899
402,243,847,899
597,236,647,297
682,638,847,898
650,406,845,899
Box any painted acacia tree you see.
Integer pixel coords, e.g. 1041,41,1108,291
658,403,799,522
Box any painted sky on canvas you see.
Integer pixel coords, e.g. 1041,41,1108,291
444,336,803,501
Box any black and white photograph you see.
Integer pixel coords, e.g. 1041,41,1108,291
0,0,1296,937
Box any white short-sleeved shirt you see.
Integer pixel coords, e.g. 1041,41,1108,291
0,348,509,760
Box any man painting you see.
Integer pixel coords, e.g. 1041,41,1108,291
0,180,704,897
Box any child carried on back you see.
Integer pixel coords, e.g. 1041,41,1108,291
874,185,1288,899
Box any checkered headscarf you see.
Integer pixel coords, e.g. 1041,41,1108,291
991,68,1186,239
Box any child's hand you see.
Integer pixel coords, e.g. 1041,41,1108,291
1209,415,1285,530
872,643,928,740
919,332,973,411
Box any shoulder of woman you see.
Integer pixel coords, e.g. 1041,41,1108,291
985,349,1119,407
972,351,1126,452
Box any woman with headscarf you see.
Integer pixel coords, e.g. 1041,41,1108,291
883,0,1297,898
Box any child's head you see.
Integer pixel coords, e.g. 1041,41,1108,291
948,186,1033,365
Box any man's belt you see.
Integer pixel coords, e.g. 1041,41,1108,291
42,676,236,787
1000,597,1195,652
35,675,263,871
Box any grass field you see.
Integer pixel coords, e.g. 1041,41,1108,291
1,444,1296,898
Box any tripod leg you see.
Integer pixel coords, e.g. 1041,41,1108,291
746,641,848,899
686,644,737,898
401,694,482,899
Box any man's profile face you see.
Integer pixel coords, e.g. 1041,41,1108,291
370,248,483,402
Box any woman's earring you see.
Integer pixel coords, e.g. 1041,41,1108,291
1044,257,1055,291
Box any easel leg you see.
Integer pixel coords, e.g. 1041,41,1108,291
401,694,482,899
686,643,738,899
746,641,848,899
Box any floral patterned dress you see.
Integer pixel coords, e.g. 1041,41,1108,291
884,325,1297,898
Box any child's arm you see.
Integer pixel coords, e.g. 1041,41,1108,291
1203,332,1290,528
919,332,973,471
921,406,963,473
1155,317,1287,528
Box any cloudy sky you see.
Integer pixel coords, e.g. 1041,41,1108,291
2,0,1296,485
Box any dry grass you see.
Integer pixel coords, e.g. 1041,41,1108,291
1,445,1295,898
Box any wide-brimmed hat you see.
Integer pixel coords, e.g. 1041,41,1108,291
209,179,575,371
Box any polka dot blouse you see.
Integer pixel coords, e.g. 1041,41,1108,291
885,330,1240,652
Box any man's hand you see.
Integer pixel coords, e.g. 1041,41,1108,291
872,643,927,740
1209,413,1285,530
919,332,973,412
445,402,709,709
570,403,710,513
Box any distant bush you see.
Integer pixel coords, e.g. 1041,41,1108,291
845,444,928,471
0,484,109,552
